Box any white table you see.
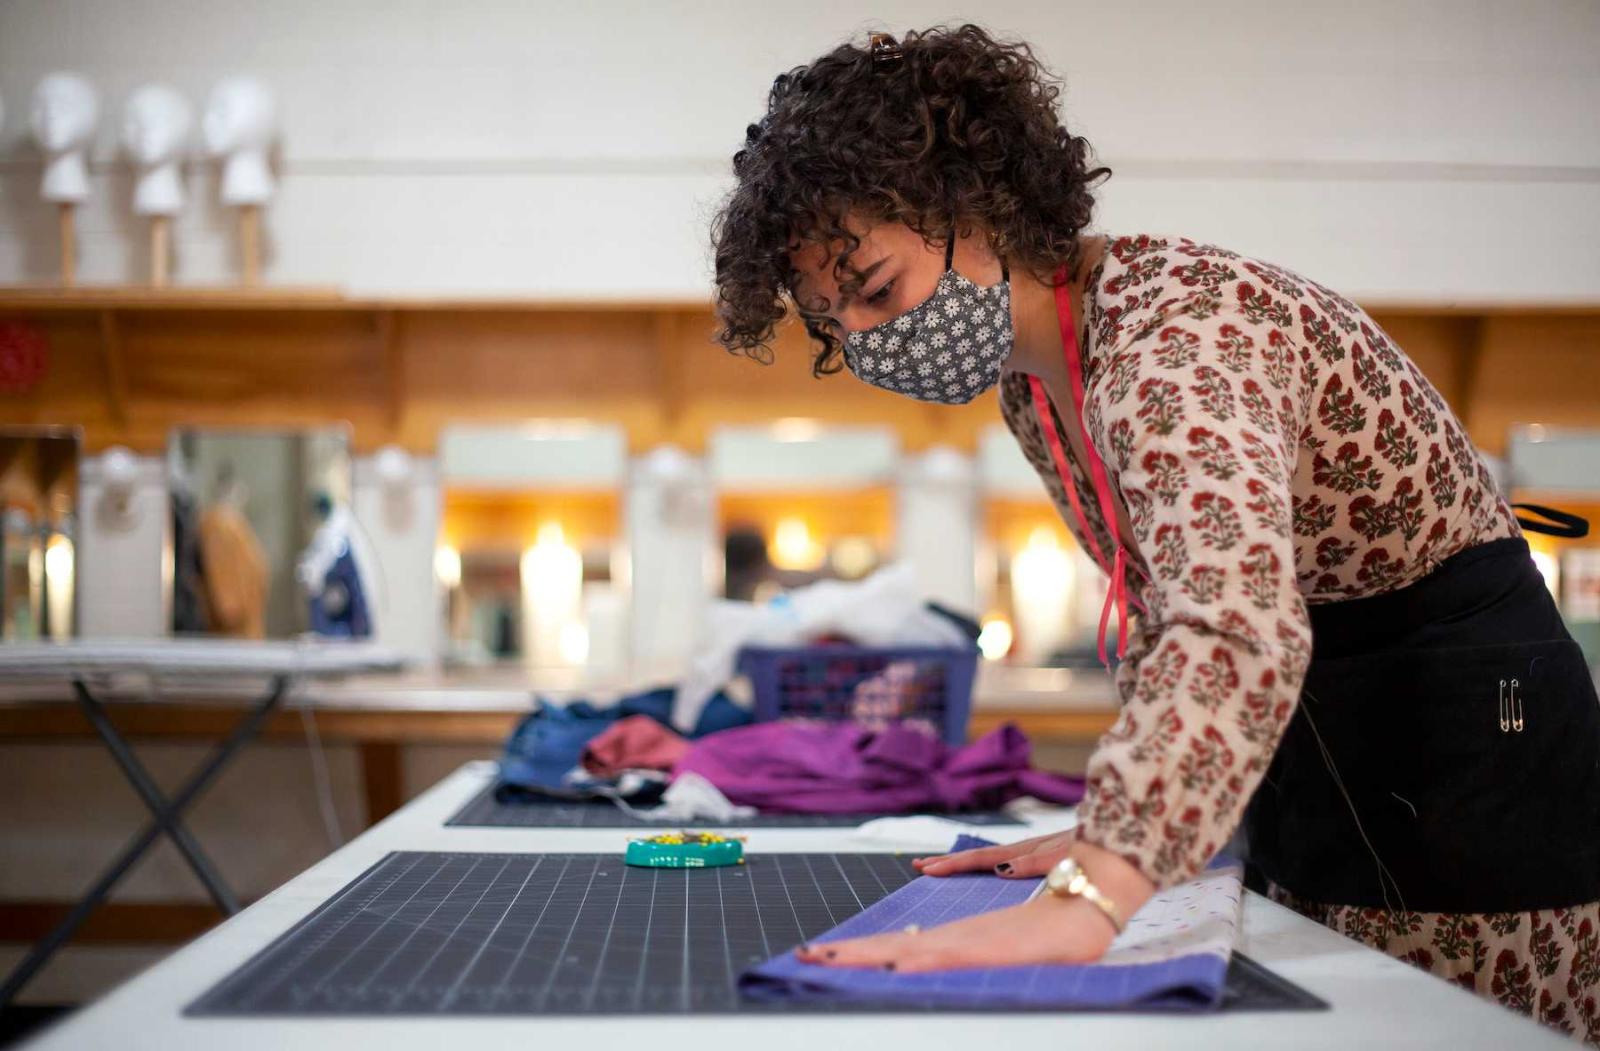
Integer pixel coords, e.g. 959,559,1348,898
0,639,403,1008
23,760,1567,1050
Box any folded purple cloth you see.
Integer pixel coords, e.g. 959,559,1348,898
671,721,1084,814
740,836,1233,1011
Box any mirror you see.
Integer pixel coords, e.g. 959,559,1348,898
709,422,898,602
167,426,354,639
0,427,81,641
1507,425,1600,663
977,424,1110,667
436,421,628,674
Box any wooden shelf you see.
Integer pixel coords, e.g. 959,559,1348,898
5,285,1597,318
1353,299,1600,318
0,284,350,312
2,284,1596,462
0,284,716,314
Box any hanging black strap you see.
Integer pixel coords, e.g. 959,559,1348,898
1511,502,1590,539
943,217,1010,281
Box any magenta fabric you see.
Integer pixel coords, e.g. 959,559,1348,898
671,721,1084,814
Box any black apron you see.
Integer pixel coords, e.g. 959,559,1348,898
1244,519,1600,915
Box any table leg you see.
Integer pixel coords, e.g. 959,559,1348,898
0,676,287,1009
72,682,239,915
359,741,405,826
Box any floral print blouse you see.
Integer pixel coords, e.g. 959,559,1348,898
998,233,1520,889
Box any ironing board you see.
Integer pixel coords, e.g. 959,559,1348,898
0,638,403,1008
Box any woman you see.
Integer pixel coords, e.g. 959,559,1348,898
710,24,1599,1041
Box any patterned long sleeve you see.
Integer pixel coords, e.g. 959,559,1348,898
1070,301,1314,887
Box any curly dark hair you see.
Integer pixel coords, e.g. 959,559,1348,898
710,23,1109,377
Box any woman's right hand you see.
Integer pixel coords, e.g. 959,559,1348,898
913,831,1078,880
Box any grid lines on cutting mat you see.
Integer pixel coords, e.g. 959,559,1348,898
446,785,1021,828
185,851,914,1016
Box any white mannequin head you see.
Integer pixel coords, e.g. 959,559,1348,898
31,73,98,152
122,84,192,216
30,73,99,203
202,76,276,206
122,85,191,166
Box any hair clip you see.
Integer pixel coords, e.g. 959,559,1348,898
869,32,904,67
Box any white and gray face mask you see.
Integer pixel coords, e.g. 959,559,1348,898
841,236,1013,404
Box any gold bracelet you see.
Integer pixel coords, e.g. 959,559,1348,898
1044,856,1125,934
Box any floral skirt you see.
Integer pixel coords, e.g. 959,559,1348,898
1270,885,1600,1045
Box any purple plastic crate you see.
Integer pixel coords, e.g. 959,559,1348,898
734,645,978,746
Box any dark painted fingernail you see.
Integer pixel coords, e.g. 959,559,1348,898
995,863,1012,874
882,962,897,971
824,949,838,959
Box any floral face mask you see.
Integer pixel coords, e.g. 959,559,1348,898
841,235,1013,404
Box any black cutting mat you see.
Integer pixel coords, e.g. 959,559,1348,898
185,851,1323,1017
1219,952,1327,1011
446,784,1023,828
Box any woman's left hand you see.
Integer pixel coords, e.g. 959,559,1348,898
792,891,1118,973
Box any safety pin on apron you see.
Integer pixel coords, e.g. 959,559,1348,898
1499,678,1526,734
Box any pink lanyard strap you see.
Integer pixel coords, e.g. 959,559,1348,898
1027,377,1108,569
1028,262,1145,665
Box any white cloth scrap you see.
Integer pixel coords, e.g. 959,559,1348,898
850,815,1018,851
598,772,758,824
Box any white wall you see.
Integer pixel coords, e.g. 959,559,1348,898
709,424,900,489
76,451,166,637
626,447,716,679
0,0,1596,301
438,424,628,489
351,453,441,663
897,447,979,614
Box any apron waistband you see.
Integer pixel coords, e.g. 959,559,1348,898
1306,536,1565,660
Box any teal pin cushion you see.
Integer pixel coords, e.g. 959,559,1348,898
624,831,746,869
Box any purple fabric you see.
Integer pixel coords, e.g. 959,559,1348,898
671,721,1083,814
740,835,1231,1011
